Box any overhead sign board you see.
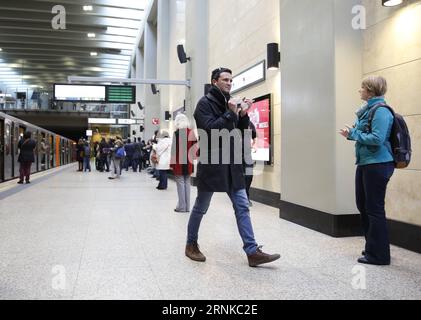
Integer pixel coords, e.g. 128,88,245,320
54,84,105,102
88,118,116,124
53,84,135,103
231,60,266,95
118,119,136,125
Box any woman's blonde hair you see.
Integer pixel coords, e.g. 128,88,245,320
174,113,191,130
362,76,388,97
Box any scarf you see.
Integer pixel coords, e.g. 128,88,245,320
208,85,231,109
355,96,386,119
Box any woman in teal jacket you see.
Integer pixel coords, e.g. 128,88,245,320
340,76,394,266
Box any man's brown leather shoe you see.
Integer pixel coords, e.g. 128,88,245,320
185,242,206,262
247,246,280,267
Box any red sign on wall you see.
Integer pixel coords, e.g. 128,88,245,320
152,118,160,125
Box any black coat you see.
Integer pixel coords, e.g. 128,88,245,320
194,92,249,192
18,138,36,163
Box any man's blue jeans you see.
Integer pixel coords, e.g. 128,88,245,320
187,189,258,255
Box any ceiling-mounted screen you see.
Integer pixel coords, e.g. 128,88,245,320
54,84,106,102
106,85,135,103
53,84,136,103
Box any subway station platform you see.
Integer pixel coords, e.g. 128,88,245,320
0,164,420,300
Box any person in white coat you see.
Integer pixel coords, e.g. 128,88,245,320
153,131,172,190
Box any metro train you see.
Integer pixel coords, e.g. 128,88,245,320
0,111,76,182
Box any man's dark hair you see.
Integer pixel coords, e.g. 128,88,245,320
211,67,232,82
23,131,31,139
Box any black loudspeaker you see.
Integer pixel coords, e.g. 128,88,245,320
137,101,144,110
204,83,212,95
140,125,144,132
151,84,159,95
130,110,135,117
165,111,171,121
267,43,281,70
177,44,190,64
132,130,136,135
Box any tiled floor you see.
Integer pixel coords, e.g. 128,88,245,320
0,164,420,300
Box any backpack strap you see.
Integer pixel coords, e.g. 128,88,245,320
367,103,395,133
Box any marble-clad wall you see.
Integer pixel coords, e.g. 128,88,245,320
363,0,421,226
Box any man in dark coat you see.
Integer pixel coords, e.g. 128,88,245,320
17,131,37,184
185,67,280,267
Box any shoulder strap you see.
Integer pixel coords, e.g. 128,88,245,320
368,103,395,132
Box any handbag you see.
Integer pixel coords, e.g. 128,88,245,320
151,152,159,164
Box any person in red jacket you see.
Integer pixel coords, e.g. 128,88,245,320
170,114,197,212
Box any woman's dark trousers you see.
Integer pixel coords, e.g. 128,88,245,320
355,162,394,264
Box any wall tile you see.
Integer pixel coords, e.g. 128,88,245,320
363,3,421,73
364,59,421,116
405,115,421,171
386,170,421,226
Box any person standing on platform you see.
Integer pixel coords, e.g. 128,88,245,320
153,131,172,190
170,114,197,213
185,67,280,267
83,141,91,172
108,139,124,180
17,131,36,184
76,138,84,171
340,76,395,266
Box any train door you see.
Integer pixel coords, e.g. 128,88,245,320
55,135,60,167
30,128,37,174
3,118,13,180
38,131,45,171
66,141,70,164
16,126,26,177
50,134,55,168
46,134,50,169
0,118,4,181
12,123,19,178
60,139,63,165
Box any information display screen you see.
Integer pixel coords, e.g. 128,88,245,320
54,84,106,102
106,86,135,103
53,84,135,103
248,94,272,164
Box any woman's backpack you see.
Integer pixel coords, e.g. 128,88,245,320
115,147,126,159
368,104,412,169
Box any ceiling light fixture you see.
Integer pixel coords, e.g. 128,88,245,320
90,52,98,56
83,5,93,11
87,33,96,38
382,0,403,7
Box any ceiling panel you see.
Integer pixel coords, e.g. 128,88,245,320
0,0,147,91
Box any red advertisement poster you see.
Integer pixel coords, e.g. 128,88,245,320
248,94,271,163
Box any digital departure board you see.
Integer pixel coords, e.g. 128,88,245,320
106,85,135,103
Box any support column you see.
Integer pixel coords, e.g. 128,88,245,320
185,0,209,119
279,0,362,236
144,18,159,140
157,0,170,130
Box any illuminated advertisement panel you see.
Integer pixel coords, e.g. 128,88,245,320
248,94,272,164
